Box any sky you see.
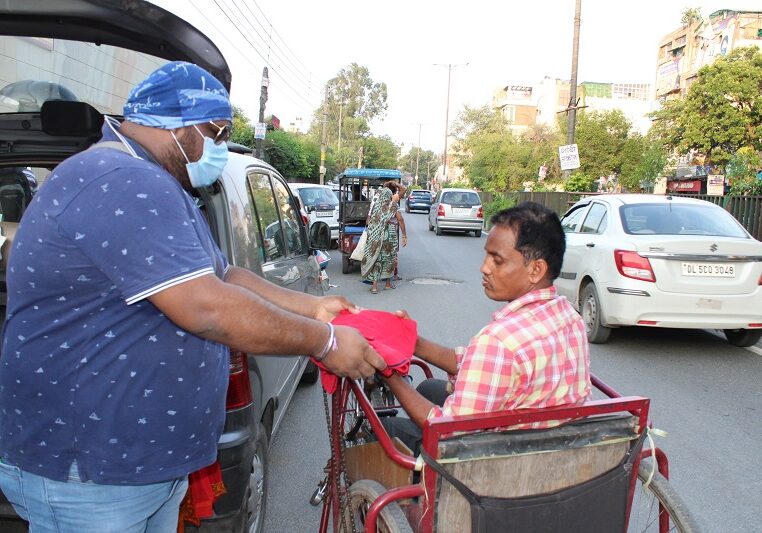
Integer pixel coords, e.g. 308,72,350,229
151,1,761,153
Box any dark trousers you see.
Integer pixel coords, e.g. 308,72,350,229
380,378,449,455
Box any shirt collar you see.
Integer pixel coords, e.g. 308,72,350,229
99,118,160,164
492,286,558,321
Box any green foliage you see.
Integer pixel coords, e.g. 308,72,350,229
399,147,439,184
361,135,399,169
264,130,310,180
308,63,388,171
443,180,471,189
563,172,595,192
230,106,255,148
652,47,762,165
629,139,668,191
727,147,762,195
681,7,701,26
483,194,517,227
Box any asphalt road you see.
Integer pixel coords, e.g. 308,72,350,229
264,212,762,533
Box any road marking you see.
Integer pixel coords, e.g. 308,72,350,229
746,345,762,357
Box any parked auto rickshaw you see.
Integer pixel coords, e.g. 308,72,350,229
337,168,401,274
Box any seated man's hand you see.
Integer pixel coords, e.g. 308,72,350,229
394,309,412,321
322,326,387,379
314,295,361,323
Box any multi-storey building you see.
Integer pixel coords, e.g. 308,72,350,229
655,9,762,100
493,78,653,135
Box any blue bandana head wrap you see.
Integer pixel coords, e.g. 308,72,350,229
123,61,232,129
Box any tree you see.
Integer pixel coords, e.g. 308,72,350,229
562,109,633,179
681,7,701,27
653,47,762,165
309,63,388,170
264,130,310,180
360,135,399,169
230,106,255,148
399,147,440,185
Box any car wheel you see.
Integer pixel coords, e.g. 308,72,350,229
581,283,611,344
342,253,350,274
435,223,442,236
242,424,268,533
723,328,762,347
300,360,319,384
474,230,482,238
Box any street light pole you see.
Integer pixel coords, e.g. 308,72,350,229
434,63,468,186
415,123,421,186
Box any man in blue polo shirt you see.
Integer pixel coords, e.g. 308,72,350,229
0,62,385,532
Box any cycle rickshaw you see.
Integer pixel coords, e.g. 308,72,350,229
311,361,699,533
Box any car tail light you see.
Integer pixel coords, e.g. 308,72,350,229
301,214,309,226
614,250,655,282
437,204,445,217
226,350,253,410
759,273,762,285
748,323,762,328
476,206,483,219
637,320,658,325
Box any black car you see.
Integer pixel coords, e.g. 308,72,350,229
405,189,433,213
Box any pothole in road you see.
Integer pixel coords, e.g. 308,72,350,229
409,277,462,285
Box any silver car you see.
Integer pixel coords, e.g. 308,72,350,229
428,188,484,237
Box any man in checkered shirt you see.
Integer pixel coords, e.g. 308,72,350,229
382,202,591,454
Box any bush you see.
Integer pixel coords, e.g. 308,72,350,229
563,172,595,192
483,194,516,228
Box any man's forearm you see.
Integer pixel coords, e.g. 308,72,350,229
414,337,458,375
224,265,319,319
383,373,434,428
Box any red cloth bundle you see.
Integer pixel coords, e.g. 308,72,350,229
316,309,418,393
177,461,226,532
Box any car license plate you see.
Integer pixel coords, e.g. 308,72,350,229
453,208,471,216
316,211,333,218
681,262,735,277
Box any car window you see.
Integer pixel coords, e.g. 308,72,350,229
441,191,480,206
580,203,608,234
560,205,587,233
273,177,307,256
247,172,287,263
298,187,338,208
621,203,747,237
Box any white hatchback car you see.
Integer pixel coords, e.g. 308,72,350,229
288,183,340,243
555,194,762,346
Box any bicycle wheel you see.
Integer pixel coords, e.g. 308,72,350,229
348,479,413,533
627,459,700,533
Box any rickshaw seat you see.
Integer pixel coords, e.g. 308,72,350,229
429,414,643,533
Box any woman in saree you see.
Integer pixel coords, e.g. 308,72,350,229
361,183,407,294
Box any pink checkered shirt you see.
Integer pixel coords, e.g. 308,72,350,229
428,287,590,429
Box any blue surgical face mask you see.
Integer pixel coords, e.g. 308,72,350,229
171,125,229,188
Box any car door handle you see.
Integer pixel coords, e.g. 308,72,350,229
586,243,595,247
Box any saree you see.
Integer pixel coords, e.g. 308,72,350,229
361,187,398,281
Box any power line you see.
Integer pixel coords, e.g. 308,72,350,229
220,0,317,98
189,0,318,112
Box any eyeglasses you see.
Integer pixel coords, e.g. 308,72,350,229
208,121,232,145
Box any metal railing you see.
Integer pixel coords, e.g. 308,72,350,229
482,191,762,240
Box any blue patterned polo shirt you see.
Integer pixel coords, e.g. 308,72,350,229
0,122,229,484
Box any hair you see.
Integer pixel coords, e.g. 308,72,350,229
490,201,565,280
384,181,400,194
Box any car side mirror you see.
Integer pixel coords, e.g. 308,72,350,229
309,221,331,251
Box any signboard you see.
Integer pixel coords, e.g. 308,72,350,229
254,122,267,140
558,144,580,170
707,174,725,196
667,179,702,193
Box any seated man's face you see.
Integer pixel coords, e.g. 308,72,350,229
480,226,541,302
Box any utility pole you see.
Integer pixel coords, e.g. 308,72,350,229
415,123,421,186
319,91,328,184
434,63,468,185
337,102,343,152
567,0,582,147
256,67,269,160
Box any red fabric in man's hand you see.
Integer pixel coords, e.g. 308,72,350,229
316,310,418,393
